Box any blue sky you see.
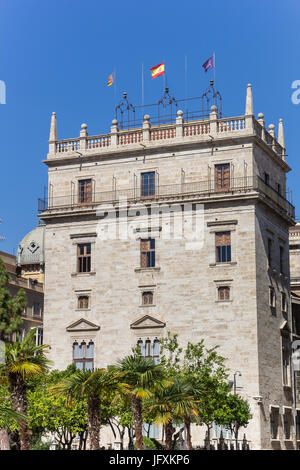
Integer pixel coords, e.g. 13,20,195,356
0,0,299,253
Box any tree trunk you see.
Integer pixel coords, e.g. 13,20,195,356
131,395,143,450
0,429,10,450
205,425,211,450
165,421,174,450
184,417,192,450
8,373,30,450
87,395,101,450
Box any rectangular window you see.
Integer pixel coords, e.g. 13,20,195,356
270,409,279,440
267,238,272,268
141,238,155,268
141,172,155,198
218,286,230,301
216,232,231,263
264,172,270,186
284,412,291,440
281,292,287,313
280,246,284,274
78,179,92,205
282,337,291,386
269,287,276,308
77,243,91,273
296,412,300,440
78,295,89,309
215,163,230,192
33,302,40,316
73,341,94,371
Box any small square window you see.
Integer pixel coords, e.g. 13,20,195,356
78,295,89,310
218,286,230,301
142,292,153,305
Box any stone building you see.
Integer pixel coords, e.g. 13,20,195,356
0,241,44,342
39,83,296,449
289,222,300,418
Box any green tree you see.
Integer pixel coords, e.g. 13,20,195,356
0,329,51,450
221,393,252,448
27,367,88,450
116,351,172,450
160,333,232,449
50,367,128,450
0,257,27,341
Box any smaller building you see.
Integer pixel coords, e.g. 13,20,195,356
0,224,45,343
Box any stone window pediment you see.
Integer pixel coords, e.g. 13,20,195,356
130,315,165,330
66,318,100,332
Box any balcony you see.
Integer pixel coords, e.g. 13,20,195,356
38,176,295,221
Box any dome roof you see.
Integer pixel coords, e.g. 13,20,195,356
17,224,45,266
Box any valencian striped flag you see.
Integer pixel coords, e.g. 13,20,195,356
150,62,165,79
107,72,115,87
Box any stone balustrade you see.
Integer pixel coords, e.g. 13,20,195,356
48,108,286,162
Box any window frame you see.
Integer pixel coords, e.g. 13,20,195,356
78,179,93,205
217,286,230,302
73,341,94,371
77,243,92,273
140,238,155,268
215,232,231,263
78,295,89,310
141,171,156,199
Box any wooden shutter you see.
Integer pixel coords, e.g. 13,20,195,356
215,164,230,191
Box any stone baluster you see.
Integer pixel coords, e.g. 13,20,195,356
111,119,119,146
209,105,218,135
257,112,265,141
79,123,88,150
142,114,151,142
176,109,184,138
268,124,276,151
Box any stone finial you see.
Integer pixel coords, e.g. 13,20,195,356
143,115,150,122
49,112,57,141
177,110,183,117
80,123,88,138
245,84,254,115
211,105,217,113
257,112,265,126
268,123,276,138
112,119,118,126
278,118,285,148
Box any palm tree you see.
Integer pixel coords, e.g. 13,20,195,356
50,367,129,450
148,379,198,450
0,329,51,450
116,353,173,450
0,406,27,450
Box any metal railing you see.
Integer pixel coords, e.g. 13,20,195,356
38,176,295,220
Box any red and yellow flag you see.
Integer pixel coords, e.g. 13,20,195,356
107,73,114,87
150,62,165,79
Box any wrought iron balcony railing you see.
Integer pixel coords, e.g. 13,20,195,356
38,176,295,220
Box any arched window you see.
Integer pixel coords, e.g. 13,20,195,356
137,338,160,364
73,341,94,371
78,295,89,309
142,291,153,305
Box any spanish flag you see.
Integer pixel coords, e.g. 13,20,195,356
150,62,165,79
107,73,114,87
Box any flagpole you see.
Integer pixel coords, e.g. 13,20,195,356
142,62,144,117
213,52,216,85
114,66,117,108
185,55,188,115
